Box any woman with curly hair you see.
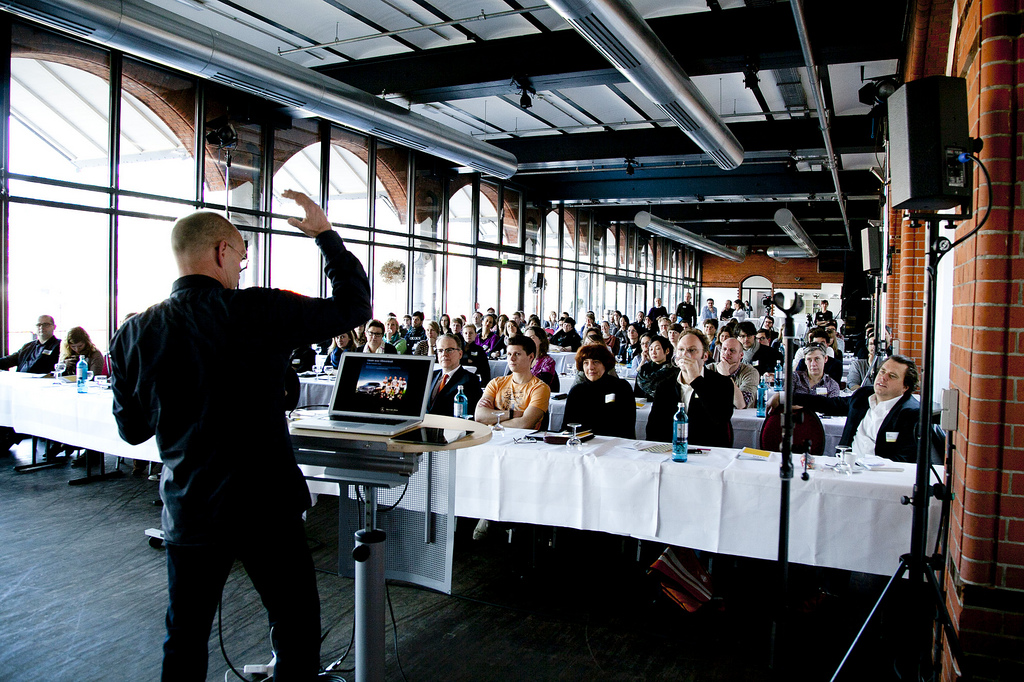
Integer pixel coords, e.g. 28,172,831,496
563,343,636,438
59,326,104,375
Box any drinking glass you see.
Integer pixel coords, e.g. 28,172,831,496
566,423,583,451
53,360,66,385
491,410,505,437
314,354,327,378
835,446,853,474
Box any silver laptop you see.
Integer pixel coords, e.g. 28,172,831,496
292,352,434,436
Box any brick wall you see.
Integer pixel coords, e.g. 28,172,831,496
700,252,843,288
916,0,1024,680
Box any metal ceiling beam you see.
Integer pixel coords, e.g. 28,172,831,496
590,199,882,224
491,116,882,164
317,1,905,101
518,168,880,203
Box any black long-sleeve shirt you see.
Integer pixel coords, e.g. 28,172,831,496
109,231,371,544
0,336,61,374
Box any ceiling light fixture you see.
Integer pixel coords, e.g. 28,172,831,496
773,208,819,258
858,74,900,107
625,157,637,175
512,76,535,110
634,211,745,262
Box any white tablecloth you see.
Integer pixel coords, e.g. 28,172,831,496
455,428,941,576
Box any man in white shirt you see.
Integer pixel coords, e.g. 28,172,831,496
790,355,921,462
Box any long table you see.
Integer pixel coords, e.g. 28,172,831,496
1,372,934,576
457,429,940,576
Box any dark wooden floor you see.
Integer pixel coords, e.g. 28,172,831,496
0,443,919,681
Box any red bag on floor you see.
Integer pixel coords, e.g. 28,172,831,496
647,546,713,612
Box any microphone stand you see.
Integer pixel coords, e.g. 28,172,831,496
769,291,804,671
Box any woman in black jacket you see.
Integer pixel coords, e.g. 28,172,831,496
563,343,636,439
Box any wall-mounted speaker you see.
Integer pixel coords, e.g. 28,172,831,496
889,76,972,211
861,225,882,272
530,272,545,289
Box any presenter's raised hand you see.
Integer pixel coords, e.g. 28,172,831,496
283,190,330,237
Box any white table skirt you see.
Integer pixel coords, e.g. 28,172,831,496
455,428,940,576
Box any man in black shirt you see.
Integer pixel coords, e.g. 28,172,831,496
110,190,371,680
675,292,697,328
0,315,61,374
813,300,834,326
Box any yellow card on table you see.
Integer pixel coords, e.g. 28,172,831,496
737,447,771,461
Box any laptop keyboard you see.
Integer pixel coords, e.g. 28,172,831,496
330,415,406,426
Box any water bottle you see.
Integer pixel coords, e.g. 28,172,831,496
76,355,89,394
453,384,468,419
774,359,784,388
756,375,767,417
672,401,688,462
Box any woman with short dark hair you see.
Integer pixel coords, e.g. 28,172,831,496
563,343,636,439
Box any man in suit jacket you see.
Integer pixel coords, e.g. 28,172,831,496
647,329,735,447
428,334,482,416
791,354,921,462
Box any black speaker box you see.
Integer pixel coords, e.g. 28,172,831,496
889,76,972,211
531,272,545,289
861,225,882,272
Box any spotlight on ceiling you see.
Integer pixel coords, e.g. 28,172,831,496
512,76,535,110
625,157,637,176
858,76,900,107
205,121,237,149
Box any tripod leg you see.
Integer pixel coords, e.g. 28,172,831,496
830,558,910,682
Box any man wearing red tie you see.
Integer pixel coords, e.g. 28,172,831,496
427,333,482,416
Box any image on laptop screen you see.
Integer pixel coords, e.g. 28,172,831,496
331,353,433,418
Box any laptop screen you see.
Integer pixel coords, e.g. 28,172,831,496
329,352,434,419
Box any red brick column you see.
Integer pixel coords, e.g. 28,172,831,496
941,0,1024,679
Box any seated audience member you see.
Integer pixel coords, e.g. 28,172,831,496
600,320,619,355
451,316,464,335
719,299,734,321
759,315,780,343
634,335,678,400
710,337,760,409
732,300,747,323
550,317,583,352
523,326,558,392
544,310,559,330
792,343,841,398
846,336,879,390
700,298,718,323
784,355,921,462
582,311,598,332
472,311,483,329
353,323,367,347
647,329,735,447
825,319,844,354
428,333,482,416
460,324,492,384
702,319,719,354
474,334,551,430
439,314,452,335
614,315,631,348
1,314,61,374
736,321,782,375
413,321,441,356
404,311,428,351
630,332,653,372
618,323,643,365
384,316,408,354
563,345,636,438
667,323,683,347
489,319,518,359
289,345,315,372
573,329,619,386
657,316,672,339
711,328,732,364
358,319,397,354
794,328,843,383
477,314,502,355
327,330,356,368
400,314,412,336
59,326,104,376
647,297,669,324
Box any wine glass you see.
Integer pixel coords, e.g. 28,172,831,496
53,359,66,385
566,423,583,451
313,354,326,378
491,410,505,437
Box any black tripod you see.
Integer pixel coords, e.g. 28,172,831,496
768,291,804,670
830,213,976,681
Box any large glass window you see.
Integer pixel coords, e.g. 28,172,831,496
271,118,321,221
203,94,263,214
8,204,108,351
269,220,320,297
375,141,408,239
372,246,408,320
329,126,370,227
117,215,178,319
119,57,196,200
478,180,499,246
446,255,474,320
544,208,559,260
502,186,520,248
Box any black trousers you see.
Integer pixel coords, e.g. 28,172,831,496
162,516,321,681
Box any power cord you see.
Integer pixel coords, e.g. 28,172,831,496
385,580,410,682
218,596,254,681
950,152,991,249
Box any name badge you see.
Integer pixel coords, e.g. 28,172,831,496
885,431,899,443
815,386,827,395
605,393,616,404
42,348,53,355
